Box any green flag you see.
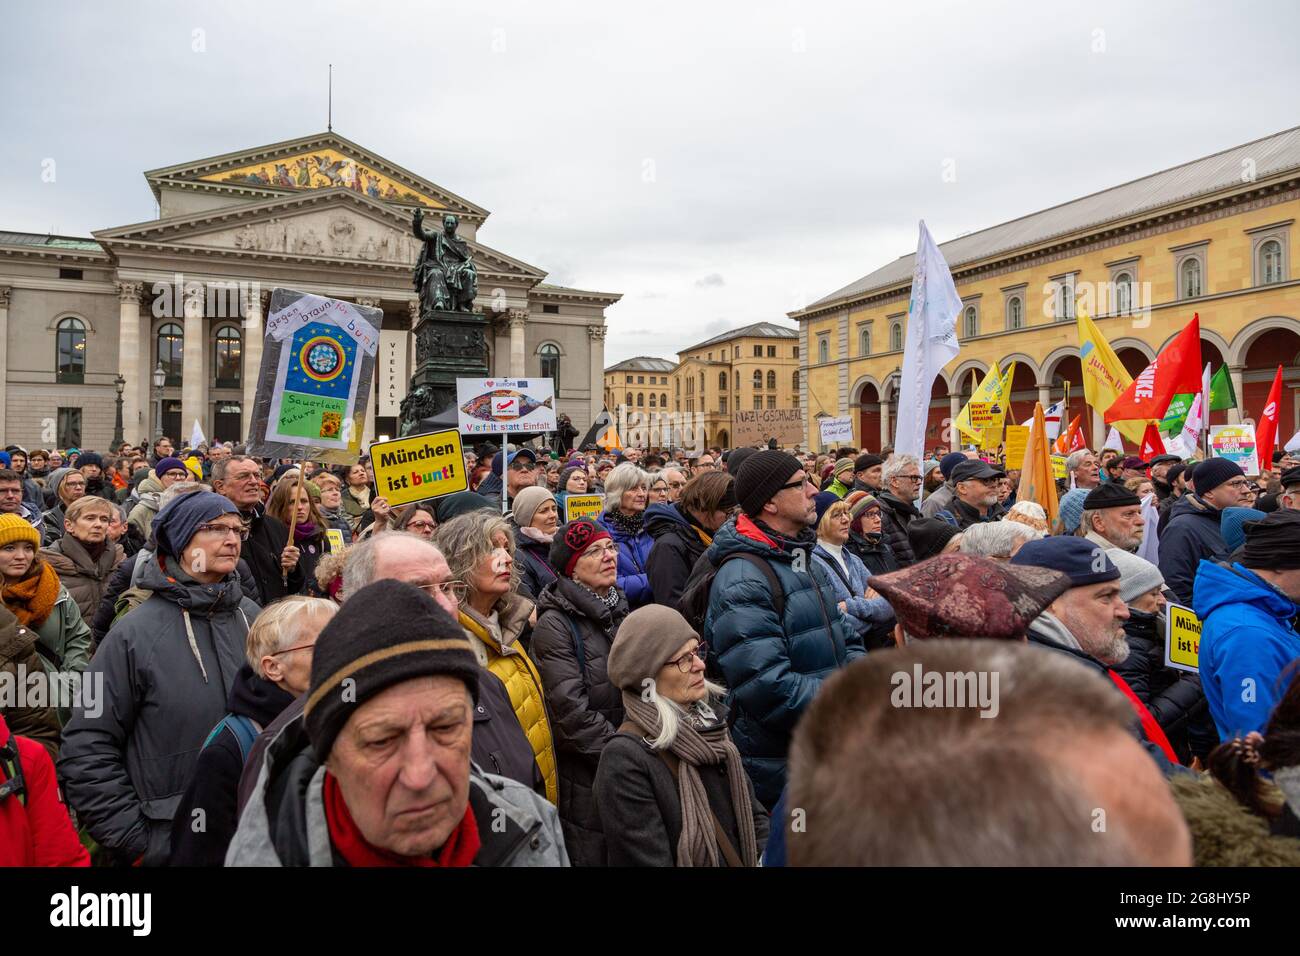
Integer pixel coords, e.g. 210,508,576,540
1160,393,1194,436
1209,365,1237,412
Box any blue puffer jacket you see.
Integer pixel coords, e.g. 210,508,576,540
1158,494,1228,606
704,514,867,809
598,513,654,608
811,543,895,639
1193,560,1300,740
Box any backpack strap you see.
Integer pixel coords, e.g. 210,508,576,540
0,738,25,807
719,552,786,620
202,714,261,764
566,616,590,692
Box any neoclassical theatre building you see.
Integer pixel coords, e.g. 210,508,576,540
0,132,620,450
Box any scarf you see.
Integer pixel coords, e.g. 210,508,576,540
347,485,371,511
293,521,319,543
603,508,645,536
1106,670,1180,765
620,691,758,868
3,560,61,629
517,525,554,546
322,772,480,867
576,580,621,613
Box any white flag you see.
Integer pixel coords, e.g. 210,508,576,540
190,419,206,449
1103,427,1124,452
893,221,961,459
1020,401,1063,442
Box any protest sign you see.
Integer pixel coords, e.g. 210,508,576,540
967,402,1000,431
564,494,604,522
734,408,804,447
819,416,853,446
456,378,556,435
325,528,346,553
1050,454,1068,480
247,289,380,464
1004,425,1030,468
369,429,469,507
1209,423,1258,472
1164,603,1201,673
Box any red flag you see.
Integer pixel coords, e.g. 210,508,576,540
1256,365,1284,474
1104,314,1203,425
1139,423,1165,462
1054,414,1082,454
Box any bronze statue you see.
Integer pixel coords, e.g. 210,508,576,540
412,209,477,316
398,384,441,436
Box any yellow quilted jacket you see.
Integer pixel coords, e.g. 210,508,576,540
460,598,558,804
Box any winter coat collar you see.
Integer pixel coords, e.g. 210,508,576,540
1193,560,1299,623
460,593,534,655
43,534,123,580
1027,610,1085,654
228,663,295,727
1170,493,1222,524
137,552,248,614
878,491,921,518
537,575,628,630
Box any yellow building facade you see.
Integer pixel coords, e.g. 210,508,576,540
794,127,1300,455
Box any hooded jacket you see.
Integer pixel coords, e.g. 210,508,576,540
599,512,654,608
644,501,711,609
225,712,568,867
1193,560,1300,740
168,664,295,866
125,475,165,539
57,556,259,866
703,514,866,808
40,534,126,623
1158,494,1229,606
511,520,559,603
875,491,920,566
0,714,90,867
0,606,60,759
530,576,629,866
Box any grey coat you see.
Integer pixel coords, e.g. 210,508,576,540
919,481,954,519
57,556,258,866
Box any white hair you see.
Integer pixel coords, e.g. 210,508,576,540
882,453,920,484
958,520,1043,559
603,462,650,512
645,680,728,750
1066,450,1093,472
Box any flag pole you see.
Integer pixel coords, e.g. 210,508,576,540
502,432,510,515
283,459,305,588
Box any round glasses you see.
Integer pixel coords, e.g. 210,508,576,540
666,642,708,673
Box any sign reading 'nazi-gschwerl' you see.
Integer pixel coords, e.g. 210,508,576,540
370,429,468,507
1163,602,1201,673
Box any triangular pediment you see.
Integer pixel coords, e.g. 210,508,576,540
142,131,489,223
93,189,544,281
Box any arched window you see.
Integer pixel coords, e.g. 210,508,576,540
859,326,871,355
1113,273,1132,315
660,393,667,407
1180,258,1202,299
1006,296,1023,330
214,326,241,388
753,369,763,389
817,336,829,364
963,306,978,339
649,393,657,408
157,323,184,386
1260,240,1284,285
56,317,86,384
719,371,727,391
636,392,644,406
890,322,903,351
766,369,776,389
539,343,560,387
792,370,799,390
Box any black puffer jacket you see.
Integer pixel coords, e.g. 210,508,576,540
511,521,559,602
529,576,629,867
1158,494,1228,607
846,531,898,578
1113,608,1207,764
644,502,710,610
876,492,920,567
240,506,304,605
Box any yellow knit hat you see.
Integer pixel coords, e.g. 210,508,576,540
0,513,41,549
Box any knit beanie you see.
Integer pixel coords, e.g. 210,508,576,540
844,490,880,521
0,513,40,549
549,518,612,578
76,451,103,470
832,457,856,479
735,451,803,518
726,446,758,477
154,456,187,478
1221,506,1267,553
0,452,10,469
607,604,701,692
1194,458,1245,496
1242,509,1300,571
1106,548,1166,604
432,490,495,523
304,580,480,761
940,452,968,479
813,491,841,527
854,453,884,473
907,518,961,561
512,486,555,528
1057,488,1089,534
152,490,240,561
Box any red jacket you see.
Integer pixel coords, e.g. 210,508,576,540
0,715,89,867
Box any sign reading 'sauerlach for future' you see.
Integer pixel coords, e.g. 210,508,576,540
732,408,805,447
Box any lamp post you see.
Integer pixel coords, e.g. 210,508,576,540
112,374,126,448
152,363,166,442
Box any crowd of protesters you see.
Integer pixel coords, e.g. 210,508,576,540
2,428,1299,868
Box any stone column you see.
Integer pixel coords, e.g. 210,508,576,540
1229,365,1246,425
241,289,265,434
181,285,205,442
1038,384,1051,409
508,309,528,378
949,393,962,451
880,394,892,450
587,325,607,437
114,282,143,441
0,286,10,437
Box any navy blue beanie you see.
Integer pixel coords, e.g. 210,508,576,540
940,452,967,479
77,451,103,470
1010,536,1120,586
152,491,240,560
1193,458,1245,497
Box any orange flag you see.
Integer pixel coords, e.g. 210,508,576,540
1018,402,1061,527
1054,414,1083,454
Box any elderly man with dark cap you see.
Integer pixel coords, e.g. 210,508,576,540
1194,510,1300,740
1079,482,1146,552
1148,453,1183,503
851,453,884,494
1158,458,1247,606
58,491,262,866
1011,537,1181,767
936,459,1006,529
920,451,970,518
227,579,567,866
701,450,865,809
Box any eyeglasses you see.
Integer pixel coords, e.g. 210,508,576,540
778,476,813,491
270,641,316,657
666,642,709,673
418,580,470,602
226,472,261,483
580,543,619,561
896,474,922,482
196,522,249,540
406,520,436,532
1225,479,1250,489
162,470,189,480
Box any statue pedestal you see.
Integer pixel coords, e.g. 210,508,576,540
404,310,490,430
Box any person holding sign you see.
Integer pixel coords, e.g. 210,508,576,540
267,478,336,595
1195,510,1300,740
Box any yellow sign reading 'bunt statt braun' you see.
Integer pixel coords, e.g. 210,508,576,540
201,148,445,207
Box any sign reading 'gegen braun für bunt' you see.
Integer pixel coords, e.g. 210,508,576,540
456,377,556,434
369,429,469,507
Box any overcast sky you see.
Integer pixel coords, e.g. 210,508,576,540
2,1,1297,364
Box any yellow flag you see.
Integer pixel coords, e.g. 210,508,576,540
1017,401,1060,527
954,361,1016,444
1076,309,1148,445
980,363,1017,450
